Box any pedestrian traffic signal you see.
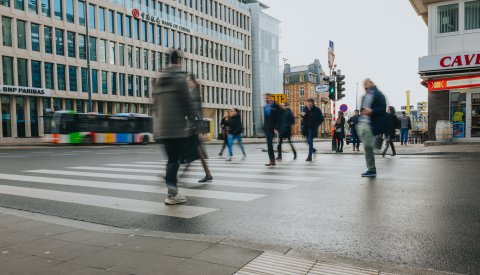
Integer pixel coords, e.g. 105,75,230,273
336,74,346,100
328,81,336,100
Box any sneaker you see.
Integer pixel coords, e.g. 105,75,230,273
226,157,232,161
164,194,187,205
361,170,377,178
198,175,213,183
276,156,282,161
265,161,276,167
242,154,247,160
305,156,312,162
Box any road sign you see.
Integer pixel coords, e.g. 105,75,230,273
316,85,329,93
271,94,286,104
339,104,348,112
401,105,414,110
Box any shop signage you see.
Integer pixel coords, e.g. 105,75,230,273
271,94,286,104
0,85,50,97
419,51,480,72
428,75,480,92
131,8,191,33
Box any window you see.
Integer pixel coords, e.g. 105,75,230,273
2,17,12,47
119,44,125,66
136,47,141,69
2,56,14,85
69,66,77,91
31,23,40,51
102,71,108,94
100,39,106,63
144,50,148,70
299,74,305,82
144,77,149,97
57,64,66,90
151,51,156,71
109,10,115,33
300,87,305,97
109,42,115,65
42,0,50,17
44,26,52,53
54,0,62,20
111,72,117,95
89,4,95,29
141,21,147,42
16,96,25,137
79,34,86,59
465,0,480,30
78,0,85,25
99,7,106,31
66,0,74,23
92,69,98,93
55,28,64,55
128,75,133,96
438,3,459,33
119,73,125,96
149,23,155,43
44,62,54,89
125,16,131,38
31,60,42,88
117,12,123,36
136,76,141,97
133,19,139,40
15,0,24,10
67,31,76,57
17,20,27,49
1,0,10,7
89,37,97,61
17,59,28,86
29,0,37,13
128,46,133,67
81,68,87,92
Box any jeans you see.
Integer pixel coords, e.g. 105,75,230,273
400,128,409,144
265,131,275,161
307,129,314,157
227,134,246,157
357,122,376,171
163,138,188,197
277,134,296,158
351,131,360,148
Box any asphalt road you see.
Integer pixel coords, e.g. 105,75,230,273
0,143,479,274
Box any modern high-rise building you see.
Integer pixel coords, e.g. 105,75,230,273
0,0,253,141
246,0,281,136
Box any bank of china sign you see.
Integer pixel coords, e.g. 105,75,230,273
132,8,191,33
0,85,51,97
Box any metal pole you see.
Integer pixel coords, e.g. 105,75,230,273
85,0,93,112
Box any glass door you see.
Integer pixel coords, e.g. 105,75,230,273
471,93,480,138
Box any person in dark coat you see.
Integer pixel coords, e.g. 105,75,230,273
153,50,195,205
187,74,212,183
276,103,297,161
263,93,280,166
218,110,230,156
382,106,399,157
347,110,360,151
334,111,346,153
300,98,324,162
226,108,246,161
357,78,386,177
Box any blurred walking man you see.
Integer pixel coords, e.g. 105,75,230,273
400,111,412,146
348,110,360,151
300,99,324,162
263,93,280,166
153,51,196,205
357,79,386,178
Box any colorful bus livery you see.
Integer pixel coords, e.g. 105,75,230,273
48,112,154,145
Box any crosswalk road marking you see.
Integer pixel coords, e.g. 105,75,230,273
177,177,297,190
0,173,264,202
67,166,319,181
0,184,217,219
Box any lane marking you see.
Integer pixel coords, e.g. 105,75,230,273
0,173,264,202
0,184,217,219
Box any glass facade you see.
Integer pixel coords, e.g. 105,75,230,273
67,31,76,57
111,72,117,95
55,28,64,56
42,0,50,17
54,0,62,20
88,3,95,29
81,68,88,92
17,20,27,49
69,66,77,91
102,71,108,94
89,37,97,61
66,0,74,23
79,34,86,59
109,10,115,33
57,64,66,90
17,59,28,87
92,69,98,93
31,23,40,51
2,17,12,47
16,96,26,137
30,97,39,137
78,0,85,25
44,26,53,53
99,7,106,31
1,96,12,137
31,60,42,88
45,63,54,89
2,56,14,85
117,12,124,36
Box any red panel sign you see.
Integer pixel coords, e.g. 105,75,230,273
428,75,480,92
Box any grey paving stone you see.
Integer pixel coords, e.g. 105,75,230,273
52,229,105,243
140,239,215,258
7,238,104,261
172,258,239,275
115,235,173,253
0,231,46,248
71,247,152,269
0,215,30,225
24,224,78,237
52,229,132,248
193,243,262,268
45,262,130,275
2,219,51,231
0,249,31,264
0,255,62,275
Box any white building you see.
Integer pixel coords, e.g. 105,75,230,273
1,0,253,141
410,0,480,140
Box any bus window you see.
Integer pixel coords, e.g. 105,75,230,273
59,113,76,134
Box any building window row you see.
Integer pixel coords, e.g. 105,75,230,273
200,85,250,107
438,0,480,33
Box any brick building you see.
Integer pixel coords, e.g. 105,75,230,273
283,60,332,137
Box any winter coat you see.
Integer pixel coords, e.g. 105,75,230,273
301,106,324,138
153,67,195,140
385,113,399,139
334,117,346,139
263,101,281,133
278,108,295,138
227,115,243,136
347,115,359,134
360,86,387,136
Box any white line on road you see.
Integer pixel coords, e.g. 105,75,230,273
0,173,264,202
0,184,217,218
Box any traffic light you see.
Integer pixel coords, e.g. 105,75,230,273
336,74,346,100
328,81,336,101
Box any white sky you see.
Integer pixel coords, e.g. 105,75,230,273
259,0,429,111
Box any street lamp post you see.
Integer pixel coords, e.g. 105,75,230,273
84,0,93,112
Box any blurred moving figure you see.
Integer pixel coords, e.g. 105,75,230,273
187,74,213,183
218,110,230,157
382,106,399,157
348,110,360,151
226,108,246,161
276,103,297,161
263,93,280,166
300,99,324,162
153,51,196,205
399,111,412,146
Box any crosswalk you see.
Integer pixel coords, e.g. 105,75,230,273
0,157,345,219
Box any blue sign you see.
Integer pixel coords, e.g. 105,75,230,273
340,104,348,112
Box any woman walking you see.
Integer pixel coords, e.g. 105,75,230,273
382,106,399,157
276,103,297,160
334,111,346,153
226,108,246,161
187,74,212,183
218,110,230,157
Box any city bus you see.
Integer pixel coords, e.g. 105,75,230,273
47,111,154,145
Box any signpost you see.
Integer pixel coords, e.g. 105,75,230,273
315,84,329,93
339,104,348,113
271,94,286,104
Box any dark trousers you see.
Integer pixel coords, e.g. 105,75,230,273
265,130,275,161
163,138,187,197
351,131,360,148
334,132,344,151
198,144,211,177
307,129,315,157
277,134,296,158
382,139,396,156
218,138,228,155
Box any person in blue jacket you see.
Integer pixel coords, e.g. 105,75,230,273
300,99,324,162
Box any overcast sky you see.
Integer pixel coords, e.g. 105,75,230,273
259,0,429,112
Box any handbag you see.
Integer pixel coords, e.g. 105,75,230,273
374,135,384,150
180,135,200,164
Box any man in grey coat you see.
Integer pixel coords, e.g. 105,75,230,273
153,51,195,205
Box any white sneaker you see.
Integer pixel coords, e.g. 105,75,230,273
226,157,232,161
164,194,187,205
241,155,246,160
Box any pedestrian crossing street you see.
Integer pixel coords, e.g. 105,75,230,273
0,157,349,219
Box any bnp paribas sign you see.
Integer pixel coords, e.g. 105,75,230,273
0,85,51,97
132,8,191,34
